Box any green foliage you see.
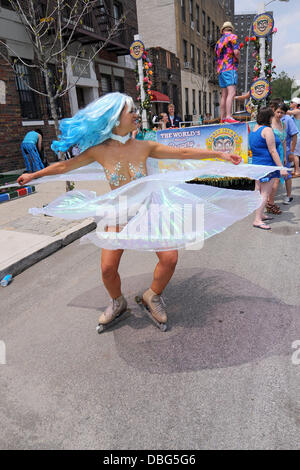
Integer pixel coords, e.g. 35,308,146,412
271,71,294,100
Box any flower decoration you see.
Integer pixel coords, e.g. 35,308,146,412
135,49,153,126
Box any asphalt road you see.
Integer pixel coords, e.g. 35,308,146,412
1,185,300,450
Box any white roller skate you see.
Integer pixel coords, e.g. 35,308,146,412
135,288,168,332
96,294,130,334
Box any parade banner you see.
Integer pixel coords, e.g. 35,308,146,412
149,124,249,173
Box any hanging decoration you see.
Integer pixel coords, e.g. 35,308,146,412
135,50,153,126
252,13,274,38
250,78,271,101
244,25,278,117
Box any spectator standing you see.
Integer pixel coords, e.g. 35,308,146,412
158,113,169,130
287,97,300,176
215,22,240,124
21,129,45,172
249,107,288,230
281,103,298,204
266,104,287,214
167,103,182,128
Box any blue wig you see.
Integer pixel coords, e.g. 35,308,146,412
51,92,134,154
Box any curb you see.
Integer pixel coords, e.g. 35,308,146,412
0,219,96,279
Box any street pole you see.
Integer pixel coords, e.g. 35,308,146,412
258,2,266,79
134,34,148,130
244,22,253,93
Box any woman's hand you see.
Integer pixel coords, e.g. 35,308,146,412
17,173,34,186
280,169,288,179
220,152,242,165
284,158,287,165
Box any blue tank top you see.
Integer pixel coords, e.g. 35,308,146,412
22,131,39,145
249,126,281,167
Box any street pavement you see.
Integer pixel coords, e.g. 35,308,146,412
0,179,300,450
0,179,110,279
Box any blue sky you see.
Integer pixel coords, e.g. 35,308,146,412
235,0,299,80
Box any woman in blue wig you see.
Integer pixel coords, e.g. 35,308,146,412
17,92,279,332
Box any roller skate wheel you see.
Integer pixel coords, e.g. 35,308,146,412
135,296,142,303
96,324,104,334
160,323,167,332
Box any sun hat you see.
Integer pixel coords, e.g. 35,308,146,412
291,97,300,105
221,21,234,33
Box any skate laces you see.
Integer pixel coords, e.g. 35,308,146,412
152,294,166,314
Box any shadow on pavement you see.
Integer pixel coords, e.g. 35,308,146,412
68,268,299,373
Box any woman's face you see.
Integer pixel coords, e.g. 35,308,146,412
118,104,138,132
274,108,284,120
161,113,168,122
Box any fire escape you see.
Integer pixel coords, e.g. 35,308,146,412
62,0,132,55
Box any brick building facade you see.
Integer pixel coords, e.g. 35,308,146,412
137,0,233,122
0,0,138,172
148,47,182,117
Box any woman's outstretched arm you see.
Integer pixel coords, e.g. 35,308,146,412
146,141,242,165
17,148,95,186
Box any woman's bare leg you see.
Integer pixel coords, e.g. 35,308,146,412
101,248,124,299
220,88,228,120
151,250,178,295
253,180,274,227
267,178,280,205
226,85,236,118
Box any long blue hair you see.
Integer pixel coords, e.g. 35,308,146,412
51,92,134,154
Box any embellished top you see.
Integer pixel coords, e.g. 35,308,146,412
104,161,147,187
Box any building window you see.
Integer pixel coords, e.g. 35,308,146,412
209,92,212,114
203,51,207,76
181,0,186,23
212,21,215,42
202,10,206,37
197,48,201,74
1,0,14,9
191,44,195,71
204,91,207,115
196,5,200,32
166,51,171,69
185,88,189,116
198,91,202,116
207,16,211,39
114,76,124,92
101,74,112,94
172,84,178,111
189,0,193,22
14,61,42,119
192,89,196,115
217,26,220,38
113,2,122,23
162,82,168,96
183,40,188,62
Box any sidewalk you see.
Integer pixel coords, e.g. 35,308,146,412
0,179,110,279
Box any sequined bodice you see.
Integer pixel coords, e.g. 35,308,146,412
104,161,147,187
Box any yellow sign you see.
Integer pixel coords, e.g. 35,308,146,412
206,127,243,155
250,78,270,101
252,13,274,37
130,40,145,60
